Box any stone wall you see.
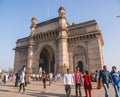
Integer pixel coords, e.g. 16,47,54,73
14,48,28,73
68,20,98,37
68,40,87,73
87,37,103,73
35,21,58,34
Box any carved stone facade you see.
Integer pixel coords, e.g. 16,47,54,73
14,6,104,74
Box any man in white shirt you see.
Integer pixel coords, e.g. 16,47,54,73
64,68,74,97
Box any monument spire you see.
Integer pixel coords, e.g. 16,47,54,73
30,16,37,37
58,6,66,18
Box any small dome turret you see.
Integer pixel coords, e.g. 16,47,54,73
58,6,66,18
31,16,37,28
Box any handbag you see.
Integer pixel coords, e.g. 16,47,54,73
97,80,103,89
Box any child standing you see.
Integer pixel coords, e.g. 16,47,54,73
83,70,92,97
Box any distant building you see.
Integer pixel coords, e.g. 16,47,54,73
13,6,104,74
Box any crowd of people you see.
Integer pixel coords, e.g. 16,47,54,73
63,65,120,97
31,72,61,82
8,69,62,93
0,65,120,97
0,71,15,85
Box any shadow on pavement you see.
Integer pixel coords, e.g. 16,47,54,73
4,84,15,87
25,91,76,97
0,89,10,92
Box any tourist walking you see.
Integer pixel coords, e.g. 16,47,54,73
110,66,120,97
95,70,99,82
18,69,25,93
48,72,53,85
98,65,111,97
3,72,8,84
64,68,74,97
74,66,82,97
83,70,92,97
15,71,20,87
41,71,47,89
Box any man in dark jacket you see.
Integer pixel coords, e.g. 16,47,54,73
98,65,111,97
15,71,20,87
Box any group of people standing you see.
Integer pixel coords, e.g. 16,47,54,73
64,65,120,97
64,67,92,97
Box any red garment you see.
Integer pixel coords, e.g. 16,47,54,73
85,89,91,97
74,71,82,84
83,74,92,90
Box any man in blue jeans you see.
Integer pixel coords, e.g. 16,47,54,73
98,65,111,97
111,66,120,97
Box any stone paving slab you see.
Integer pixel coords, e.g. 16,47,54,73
0,81,115,97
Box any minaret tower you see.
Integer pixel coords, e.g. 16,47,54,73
30,17,37,37
57,6,69,74
27,17,37,83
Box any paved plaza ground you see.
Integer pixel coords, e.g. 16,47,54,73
0,80,115,97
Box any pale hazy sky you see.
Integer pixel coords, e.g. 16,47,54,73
0,0,120,71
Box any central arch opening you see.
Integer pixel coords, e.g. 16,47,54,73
39,46,55,74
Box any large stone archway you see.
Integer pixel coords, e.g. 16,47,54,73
39,45,55,74
14,7,104,75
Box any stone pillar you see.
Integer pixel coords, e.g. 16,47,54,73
69,53,74,73
57,38,69,74
27,38,36,83
27,17,37,83
27,38,35,74
57,6,69,74
85,40,89,72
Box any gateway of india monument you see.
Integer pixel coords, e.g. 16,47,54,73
14,6,104,75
